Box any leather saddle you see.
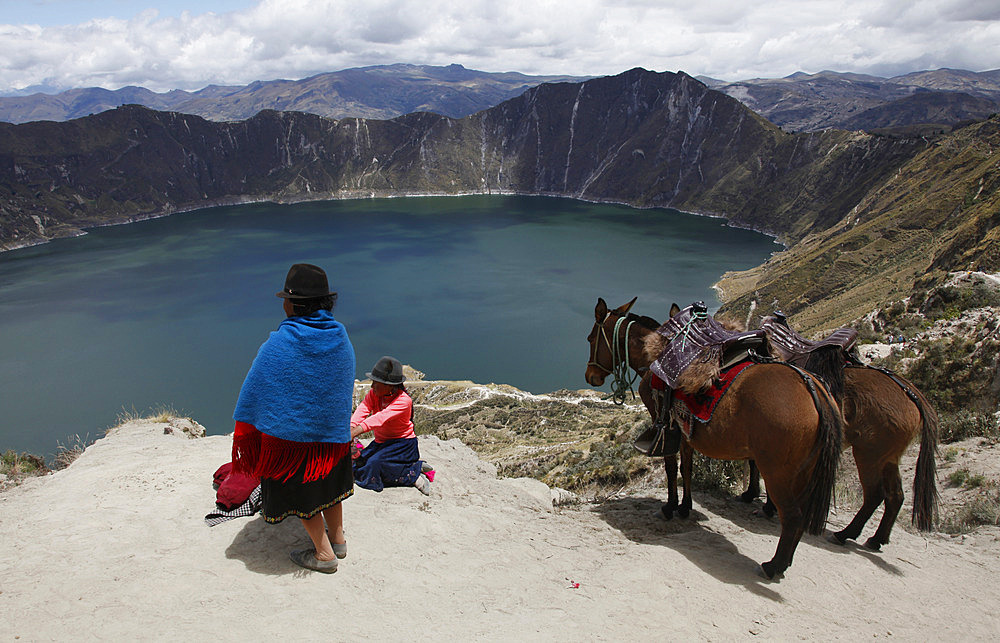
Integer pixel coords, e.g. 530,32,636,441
760,312,859,368
650,302,767,389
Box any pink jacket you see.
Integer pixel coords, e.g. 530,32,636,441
350,388,415,442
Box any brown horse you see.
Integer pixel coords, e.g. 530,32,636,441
586,298,843,579
746,325,939,549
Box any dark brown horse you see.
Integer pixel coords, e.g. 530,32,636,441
746,322,939,549
586,298,842,579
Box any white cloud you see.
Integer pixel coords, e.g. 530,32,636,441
0,0,997,94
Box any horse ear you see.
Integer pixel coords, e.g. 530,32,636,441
669,303,681,318
595,298,608,321
616,297,638,316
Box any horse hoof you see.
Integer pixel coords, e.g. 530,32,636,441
660,505,675,520
678,507,691,519
759,561,783,581
828,532,849,546
762,503,776,519
738,491,757,503
863,538,883,552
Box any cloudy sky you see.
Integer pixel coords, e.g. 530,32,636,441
2,0,999,95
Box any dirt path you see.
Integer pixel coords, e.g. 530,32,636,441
1,420,998,640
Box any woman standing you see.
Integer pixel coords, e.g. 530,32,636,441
231,263,356,574
351,356,432,495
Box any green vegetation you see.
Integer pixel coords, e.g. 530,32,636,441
940,487,1000,534
0,450,48,477
904,337,1000,415
947,468,988,489
935,410,1000,443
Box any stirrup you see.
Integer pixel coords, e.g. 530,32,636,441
634,423,669,457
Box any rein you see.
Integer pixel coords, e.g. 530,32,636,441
589,312,641,405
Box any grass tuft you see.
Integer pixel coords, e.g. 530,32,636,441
52,434,91,470
940,486,1000,534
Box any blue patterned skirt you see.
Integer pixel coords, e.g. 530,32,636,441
353,437,423,492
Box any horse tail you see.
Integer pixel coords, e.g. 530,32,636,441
797,369,843,535
803,346,847,406
908,383,939,531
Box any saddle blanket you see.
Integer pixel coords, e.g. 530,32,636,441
674,360,754,423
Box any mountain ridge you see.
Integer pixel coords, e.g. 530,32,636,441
0,63,590,125
714,68,1000,132
0,69,926,250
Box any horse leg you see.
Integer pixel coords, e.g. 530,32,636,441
678,441,693,519
661,454,679,519
864,463,904,551
741,460,776,516
740,459,760,502
832,455,884,545
638,376,678,520
760,498,805,580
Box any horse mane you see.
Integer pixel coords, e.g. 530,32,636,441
625,312,660,331
803,347,847,404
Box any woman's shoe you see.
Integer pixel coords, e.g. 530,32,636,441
289,549,338,573
332,542,347,559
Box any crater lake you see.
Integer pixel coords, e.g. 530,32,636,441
0,195,778,458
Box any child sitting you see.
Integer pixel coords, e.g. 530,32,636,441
351,356,433,495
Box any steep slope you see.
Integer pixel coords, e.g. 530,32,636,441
0,68,927,251
716,115,1000,333
716,69,1000,133
842,92,999,133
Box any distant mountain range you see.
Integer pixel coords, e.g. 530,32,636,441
3,64,998,135
0,64,589,124
701,68,1000,133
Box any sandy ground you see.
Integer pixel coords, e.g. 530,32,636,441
2,419,1000,641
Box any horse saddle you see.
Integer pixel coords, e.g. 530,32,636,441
761,312,859,368
650,302,766,390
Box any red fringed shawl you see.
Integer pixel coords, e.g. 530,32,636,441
232,421,350,483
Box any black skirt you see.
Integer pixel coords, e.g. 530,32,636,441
260,454,354,524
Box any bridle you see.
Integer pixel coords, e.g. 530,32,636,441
588,311,641,404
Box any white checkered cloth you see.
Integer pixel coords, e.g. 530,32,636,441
204,485,261,527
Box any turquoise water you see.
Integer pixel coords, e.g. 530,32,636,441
0,195,777,457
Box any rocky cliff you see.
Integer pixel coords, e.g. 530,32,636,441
0,68,926,250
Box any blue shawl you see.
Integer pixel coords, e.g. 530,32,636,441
234,309,355,443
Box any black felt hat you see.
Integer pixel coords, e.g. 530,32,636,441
276,263,336,299
366,356,405,385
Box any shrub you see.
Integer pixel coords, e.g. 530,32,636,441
690,455,748,494
0,450,49,479
940,487,1000,534
937,410,1000,443
948,468,971,487
904,337,1000,413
